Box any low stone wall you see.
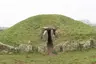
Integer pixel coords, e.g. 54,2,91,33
54,40,96,52
0,39,96,54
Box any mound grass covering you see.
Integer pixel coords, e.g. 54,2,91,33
0,14,95,45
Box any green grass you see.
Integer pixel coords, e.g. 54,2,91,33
0,49,96,64
0,14,95,46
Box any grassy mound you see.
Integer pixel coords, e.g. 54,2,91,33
0,14,95,46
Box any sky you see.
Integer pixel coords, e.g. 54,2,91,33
0,0,96,27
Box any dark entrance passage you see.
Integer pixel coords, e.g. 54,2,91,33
41,27,57,55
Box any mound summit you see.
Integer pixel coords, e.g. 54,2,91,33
0,14,95,46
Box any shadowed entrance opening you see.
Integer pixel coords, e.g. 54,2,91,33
41,27,57,55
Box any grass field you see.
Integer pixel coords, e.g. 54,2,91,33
0,49,96,64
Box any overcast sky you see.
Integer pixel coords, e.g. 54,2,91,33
0,0,96,27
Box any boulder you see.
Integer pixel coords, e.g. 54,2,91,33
18,44,32,53
37,44,47,53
